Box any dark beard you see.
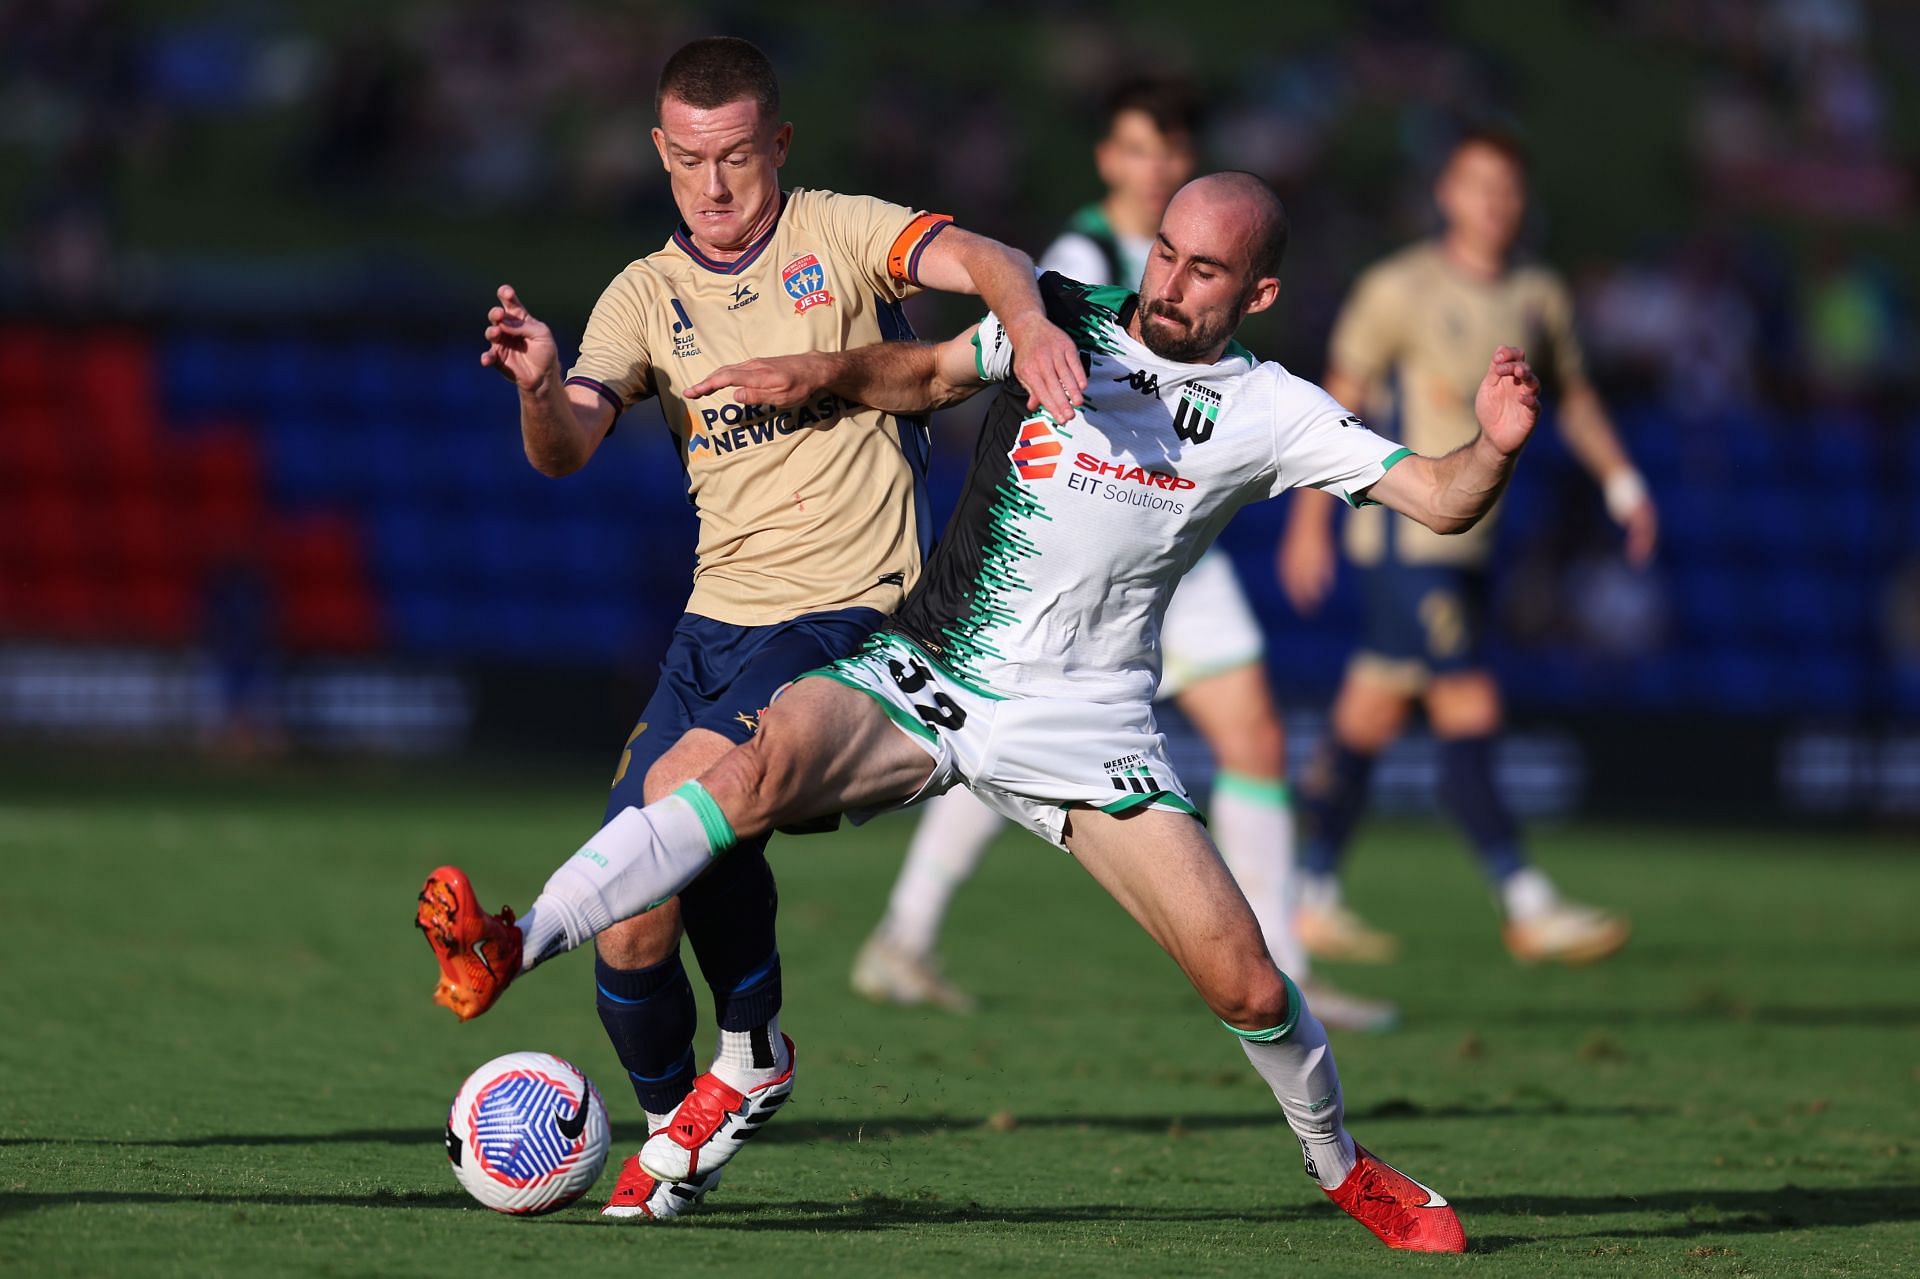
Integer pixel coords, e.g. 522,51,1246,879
1137,298,1237,364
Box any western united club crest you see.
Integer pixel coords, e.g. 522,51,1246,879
781,253,834,314
1172,383,1221,445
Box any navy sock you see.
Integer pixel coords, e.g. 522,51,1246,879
680,835,783,1033
1299,739,1377,877
1436,733,1527,882
594,952,697,1117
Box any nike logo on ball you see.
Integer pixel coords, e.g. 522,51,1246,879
556,1077,592,1142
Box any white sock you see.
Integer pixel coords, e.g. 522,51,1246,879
711,1013,791,1092
644,1108,675,1135
1501,866,1560,920
1211,774,1310,979
1297,869,1343,912
878,786,1003,956
1234,982,1357,1190
516,790,726,971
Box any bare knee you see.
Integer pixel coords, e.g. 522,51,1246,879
1210,962,1292,1033
1212,711,1284,779
1332,675,1409,753
595,899,684,968
1426,671,1502,738
699,731,801,837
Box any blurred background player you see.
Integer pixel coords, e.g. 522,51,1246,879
1279,128,1658,966
851,77,1398,1032
475,37,1083,1221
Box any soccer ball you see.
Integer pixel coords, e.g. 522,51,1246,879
445,1051,610,1214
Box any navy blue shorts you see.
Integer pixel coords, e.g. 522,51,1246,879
1357,562,1489,676
607,606,885,819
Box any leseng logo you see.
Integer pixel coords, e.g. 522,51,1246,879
1010,416,1062,481
781,253,834,314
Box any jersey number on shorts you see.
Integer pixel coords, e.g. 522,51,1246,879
887,657,968,732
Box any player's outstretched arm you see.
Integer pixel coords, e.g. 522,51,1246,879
909,228,1086,424
1557,380,1659,566
1278,365,1370,613
481,285,615,478
685,327,990,417
1367,346,1539,535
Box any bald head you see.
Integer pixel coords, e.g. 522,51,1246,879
1133,171,1289,365
1169,171,1289,279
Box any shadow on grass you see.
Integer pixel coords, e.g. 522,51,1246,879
0,1189,471,1219
0,1099,1672,1152
552,1183,1920,1240
6,1182,1913,1247
1454,1184,1920,1252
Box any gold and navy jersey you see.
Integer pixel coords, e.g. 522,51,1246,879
1330,240,1585,568
565,188,952,626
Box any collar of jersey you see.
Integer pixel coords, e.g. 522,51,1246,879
672,191,786,275
1111,295,1258,376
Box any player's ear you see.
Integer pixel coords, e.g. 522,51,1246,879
651,127,670,172
769,121,793,168
1241,276,1281,318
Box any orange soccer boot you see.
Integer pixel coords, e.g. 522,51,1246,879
1324,1143,1468,1253
415,865,523,1021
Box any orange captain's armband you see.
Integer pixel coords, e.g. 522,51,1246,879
887,213,955,284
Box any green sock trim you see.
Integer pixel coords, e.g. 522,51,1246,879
674,780,736,855
1214,772,1291,808
1219,973,1304,1043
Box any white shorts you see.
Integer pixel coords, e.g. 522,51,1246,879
798,632,1197,849
1157,549,1265,700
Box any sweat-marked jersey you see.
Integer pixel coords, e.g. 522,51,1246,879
889,274,1410,705
565,188,953,626
1330,240,1583,568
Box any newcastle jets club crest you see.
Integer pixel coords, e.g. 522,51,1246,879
782,253,834,314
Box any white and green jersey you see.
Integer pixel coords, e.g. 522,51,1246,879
1040,204,1152,291
887,273,1411,705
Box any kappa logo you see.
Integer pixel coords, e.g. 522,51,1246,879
1010,414,1063,482
781,253,834,314
1117,368,1160,396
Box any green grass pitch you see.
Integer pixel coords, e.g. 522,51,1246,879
2,765,1916,1276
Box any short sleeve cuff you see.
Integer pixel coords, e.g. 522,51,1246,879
887,213,955,285
564,376,625,416
1347,447,1412,507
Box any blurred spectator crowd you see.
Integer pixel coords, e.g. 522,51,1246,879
2,0,1917,745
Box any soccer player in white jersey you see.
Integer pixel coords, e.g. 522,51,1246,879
422,37,1086,1223
417,172,1548,1253
853,78,1397,1032
1280,130,1656,965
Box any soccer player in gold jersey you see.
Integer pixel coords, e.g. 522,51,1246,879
1280,129,1657,966
449,36,1085,1221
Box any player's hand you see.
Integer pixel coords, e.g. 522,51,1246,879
1620,496,1659,567
481,285,560,390
685,354,835,408
1474,345,1540,455
1279,521,1338,615
1007,314,1086,424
